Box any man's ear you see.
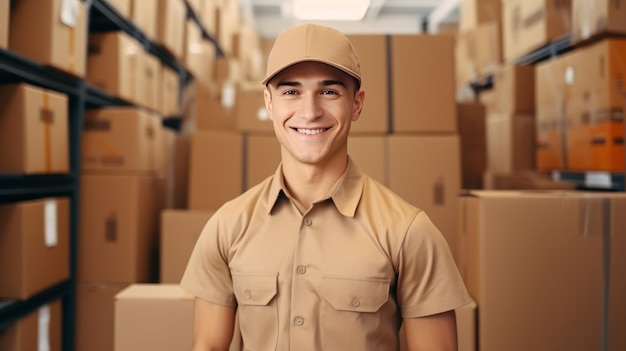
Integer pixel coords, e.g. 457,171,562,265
352,89,365,122
263,88,273,120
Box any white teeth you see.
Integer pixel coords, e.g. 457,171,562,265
296,128,326,135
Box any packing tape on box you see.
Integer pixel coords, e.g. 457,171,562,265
41,91,53,172
44,199,58,247
60,0,79,74
38,304,51,351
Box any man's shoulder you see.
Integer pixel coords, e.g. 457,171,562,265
217,174,275,217
361,175,422,214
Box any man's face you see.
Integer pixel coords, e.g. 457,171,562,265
264,61,364,168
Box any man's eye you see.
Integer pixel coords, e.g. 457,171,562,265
282,90,298,95
321,89,338,95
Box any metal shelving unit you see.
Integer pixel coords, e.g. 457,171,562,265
0,0,223,349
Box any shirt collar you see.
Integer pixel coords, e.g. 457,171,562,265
266,157,365,217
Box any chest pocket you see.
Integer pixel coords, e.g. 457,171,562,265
232,272,278,351
321,276,389,312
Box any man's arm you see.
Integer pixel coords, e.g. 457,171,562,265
192,297,236,351
403,310,458,351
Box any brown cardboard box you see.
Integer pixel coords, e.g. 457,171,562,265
349,136,386,186
143,52,162,112
187,131,244,210
246,134,281,189
456,21,503,80
183,18,204,80
79,175,161,284
131,0,158,40
161,64,180,116
492,64,535,114
391,35,457,133
458,191,626,351
610,196,626,351
234,83,271,133
459,0,502,31
0,300,62,351
197,40,217,86
82,107,160,174
0,84,69,174
76,283,129,351
107,0,131,18
114,284,194,351
387,135,461,262
347,35,389,134
200,0,218,37
182,81,236,131
457,103,487,190
156,0,186,61
160,210,214,283
9,0,87,77
486,113,536,173
87,31,143,105
572,0,626,44
0,0,8,48
502,0,572,62
0,198,69,299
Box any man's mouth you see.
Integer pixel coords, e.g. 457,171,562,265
294,128,329,135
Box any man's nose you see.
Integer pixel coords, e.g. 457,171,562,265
298,93,322,121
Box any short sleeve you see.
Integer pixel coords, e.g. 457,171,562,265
397,210,472,318
180,210,237,307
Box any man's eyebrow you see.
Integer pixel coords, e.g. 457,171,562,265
321,80,347,88
276,81,301,88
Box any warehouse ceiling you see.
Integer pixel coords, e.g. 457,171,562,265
242,0,460,37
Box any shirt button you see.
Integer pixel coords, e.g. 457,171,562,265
244,290,252,299
294,316,305,326
296,265,306,274
304,218,312,226
351,298,360,308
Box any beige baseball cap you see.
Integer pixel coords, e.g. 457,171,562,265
261,23,361,86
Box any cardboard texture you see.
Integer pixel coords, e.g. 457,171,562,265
183,18,205,80
459,0,502,31
160,210,214,284
187,131,244,211
79,175,161,284
349,135,387,186
234,83,271,133
486,113,536,173
9,0,87,77
183,81,236,131
143,52,162,112
387,135,462,263
0,0,8,48
131,0,158,40
0,83,69,174
347,34,389,134
492,64,535,114
0,300,62,351
456,21,503,80
391,35,457,133
114,284,194,351
245,134,281,189
156,0,186,61
76,283,129,351
0,198,70,299
87,31,143,105
458,191,626,351
82,107,160,174
457,103,487,190
572,0,626,44
502,0,572,62
161,64,180,116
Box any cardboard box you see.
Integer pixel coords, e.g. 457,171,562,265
200,0,218,37
535,110,566,171
187,131,244,211
76,283,129,351
107,0,131,18
82,107,160,174
79,175,161,284
0,0,8,48
87,31,143,105
161,64,180,116
458,191,626,351
0,198,69,299
0,84,69,174
197,39,217,86
9,0,87,77
245,134,281,189
114,284,194,351
349,135,386,186
131,0,158,40
183,18,204,80
160,210,214,284
572,0,626,44
502,0,572,62
457,103,487,190
387,135,461,262
459,0,502,31
391,35,457,133
143,52,162,112
234,83,271,133
156,0,186,61
486,113,536,173
347,34,389,134
456,21,503,80
0,300,62,351
182,81,236,130
492,64,535,114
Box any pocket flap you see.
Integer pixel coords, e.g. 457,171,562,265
321,277,389,312
232,272,278,306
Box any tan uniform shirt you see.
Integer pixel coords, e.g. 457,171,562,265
181,159,472,350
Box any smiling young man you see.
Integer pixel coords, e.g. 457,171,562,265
181,23,472,351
